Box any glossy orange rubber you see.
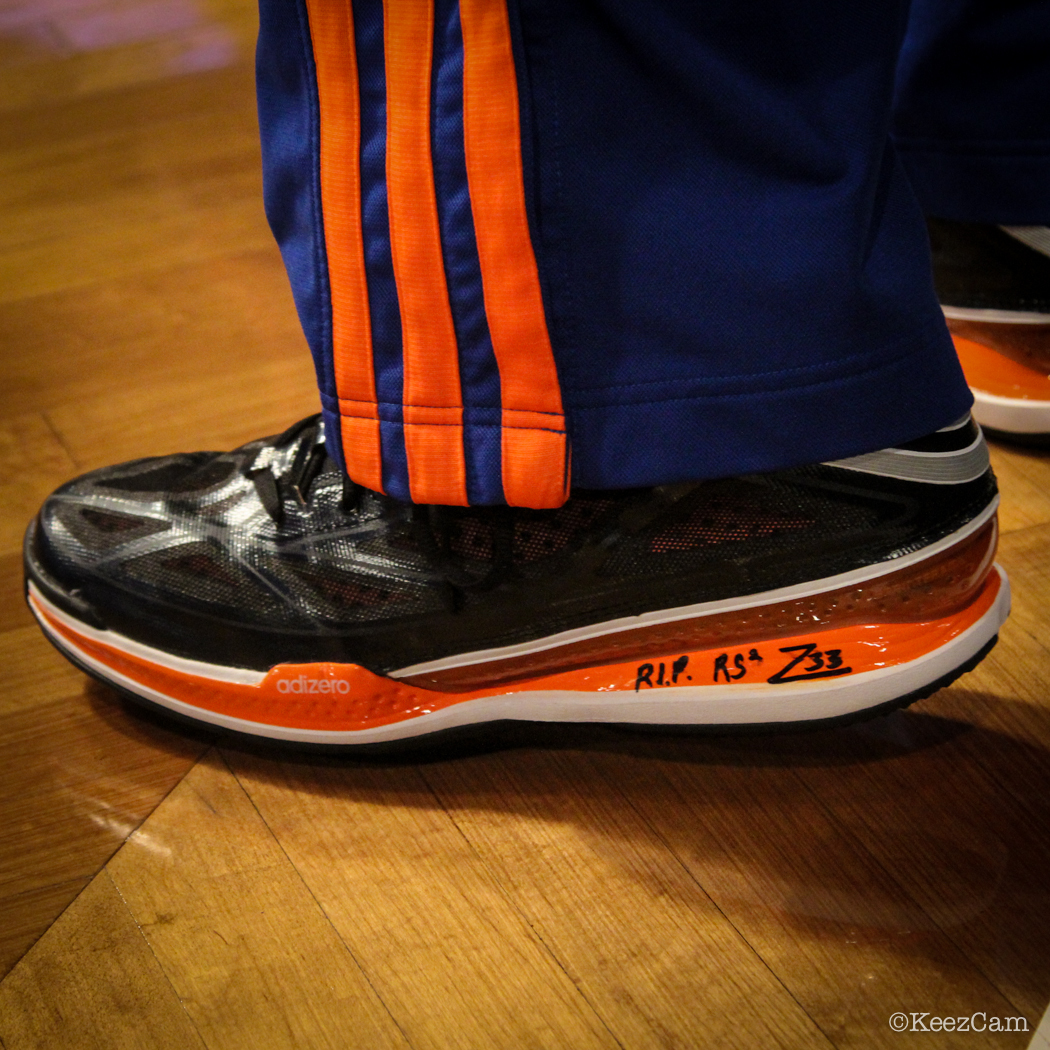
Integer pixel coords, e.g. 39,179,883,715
955,335,1050,400
33,567,1003,734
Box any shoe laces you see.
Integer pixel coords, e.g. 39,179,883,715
244,416,529,610
245,415,358,525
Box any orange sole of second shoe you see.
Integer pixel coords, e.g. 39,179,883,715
28,563,1009,746
954,334,1050,434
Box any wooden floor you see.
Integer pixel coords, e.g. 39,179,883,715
1,2,1050,1047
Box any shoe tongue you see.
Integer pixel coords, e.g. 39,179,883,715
616,484,694,533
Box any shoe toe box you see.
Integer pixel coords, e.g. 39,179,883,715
26,451,249,613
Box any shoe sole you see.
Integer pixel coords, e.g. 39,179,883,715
972,389,1050,441
27,560,1010,748
953,333,1050,438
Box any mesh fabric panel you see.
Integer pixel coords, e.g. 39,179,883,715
52,503,170,551
120,542,288,617
601,478,882,577
512,498,618,564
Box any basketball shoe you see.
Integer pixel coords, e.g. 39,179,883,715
929,217,1050,443
25,414,1007,748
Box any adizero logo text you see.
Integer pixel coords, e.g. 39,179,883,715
276,676,351,694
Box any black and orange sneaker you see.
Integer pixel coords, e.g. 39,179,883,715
25,414,1007,748
929,218,1050,443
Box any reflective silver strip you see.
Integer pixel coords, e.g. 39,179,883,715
1002,225,1050,260
824,434,989,484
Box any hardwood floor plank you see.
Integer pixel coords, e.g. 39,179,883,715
0,413,78,553
0,551,33,633
0,626,87,717
0,692,200,898
106,752,411,1050
0,689,202,976
0,870,207,1050
0,0,257,115
0,62,269,304
1031,1004,1050,1050
989,445,1050,534
822,531,1050,1024
0,246,318,470
0,877,91,979
421,747,832,1049
0,249,308,422
46,355,319,473
573,735,1023,1049
788,707,1050,1026
995,524,1050,694
229,753,620,1050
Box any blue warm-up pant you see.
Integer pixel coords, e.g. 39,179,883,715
256,0,1050,509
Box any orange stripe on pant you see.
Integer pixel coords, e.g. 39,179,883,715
305,0,384,493
460,0,569,509
384,0,470,506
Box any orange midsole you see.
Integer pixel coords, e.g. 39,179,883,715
36,569,1001,732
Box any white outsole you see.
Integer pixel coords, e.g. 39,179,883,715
971,389,1050,435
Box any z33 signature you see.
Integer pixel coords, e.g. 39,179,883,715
634,644,853,692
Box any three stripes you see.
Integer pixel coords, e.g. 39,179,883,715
305,0,568,508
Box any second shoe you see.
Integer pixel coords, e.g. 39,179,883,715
929,217,1050,443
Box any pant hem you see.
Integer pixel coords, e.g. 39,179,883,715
895,140,1050,223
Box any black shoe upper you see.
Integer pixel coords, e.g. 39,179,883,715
26,416,997,674
928,217,1050,313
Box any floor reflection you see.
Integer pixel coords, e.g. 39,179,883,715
0,0,245,84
